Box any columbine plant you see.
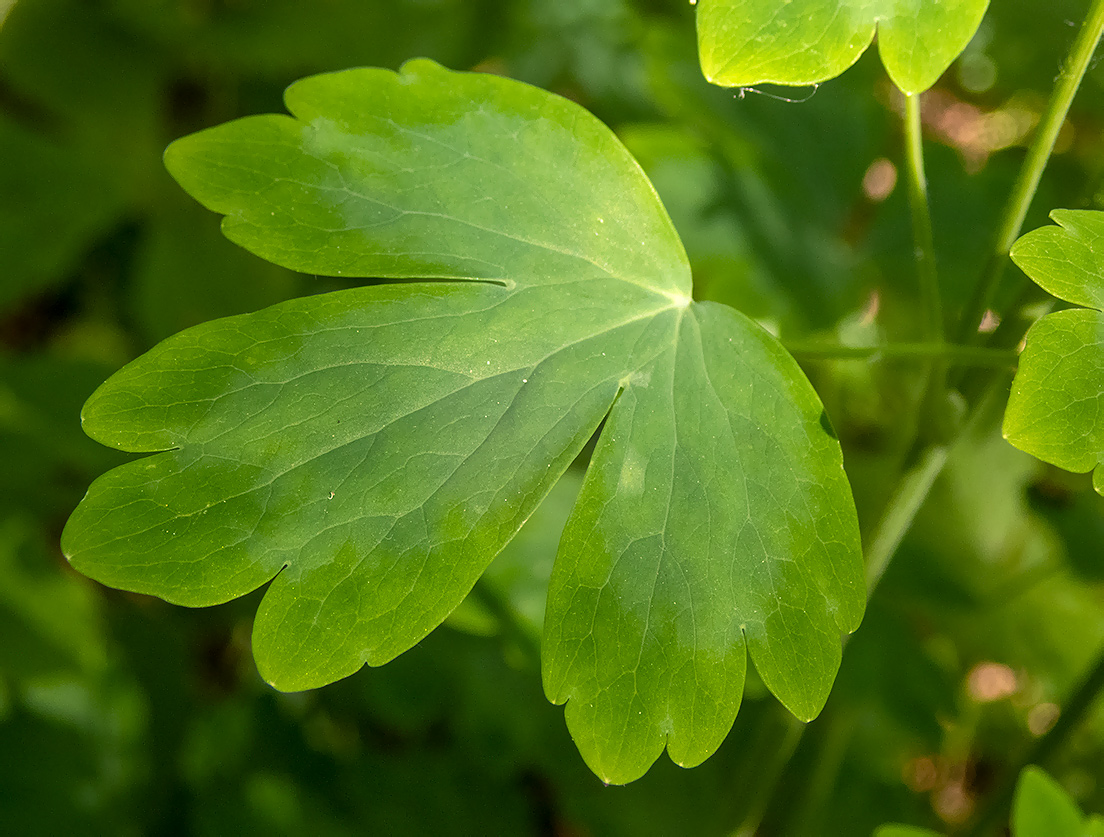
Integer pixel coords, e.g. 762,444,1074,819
62,0,1104,789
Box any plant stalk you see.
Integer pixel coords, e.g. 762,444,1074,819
785,708,858,837
864,444,949,593
957,0,1104,344
728,714,807,837
730,6,1104,827
902,90,956,447
903,92,944,354
785,342,1016,366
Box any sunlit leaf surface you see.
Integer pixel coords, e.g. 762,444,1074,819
62,60,863,783
697,0,989,94
1005,210,1104,495
1013,766,1086,837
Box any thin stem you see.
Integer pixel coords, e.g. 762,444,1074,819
729,714,806,837
963,645,1104,836
865,375,1008,594
864,444,949,593
903,90,955,447
957,0,1104,344
903,92,944,351
742,378,1007,831
786,709,858,837
728,9,1104,828
1026,650,1104,767
785,342,1017,366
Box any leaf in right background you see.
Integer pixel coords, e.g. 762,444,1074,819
1013,766,1087,837
1004,210,1104,495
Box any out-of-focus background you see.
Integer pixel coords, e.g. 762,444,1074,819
2,1,1104,833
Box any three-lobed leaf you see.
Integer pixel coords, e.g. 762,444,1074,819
62,59,864,783
1005,210,1104,495
697,0,990,94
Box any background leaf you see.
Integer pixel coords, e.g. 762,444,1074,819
1004,211,1104,493
1013,766,1085,837
874,826,943,837
696,0,990,94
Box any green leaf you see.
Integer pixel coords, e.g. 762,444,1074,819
696,0,990,94
1013,766,1085,837
1010,210,1104,311
449,467,583,639
1004,211,1104,494
61,59,863,782
543,301,862,781
873,826,943,837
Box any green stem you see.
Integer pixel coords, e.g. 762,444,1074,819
1024,648,1104,776
729,714,807,837
902,90,955,447
963,645,1104,836
786,709,858,837
742,383,1007,830
864,444,949,593
785,342,1016,366
730,8,1104,827
957,0,1104,344
903,92,944,352
864,375,1008,595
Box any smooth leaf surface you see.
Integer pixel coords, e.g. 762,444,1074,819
1013,766,1085,837
1005,211,1104,494
62,59,863,783
697,0,989,94
543,300,862,781
1011,210,1104,310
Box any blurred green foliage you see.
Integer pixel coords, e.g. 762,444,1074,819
2,0,1104,833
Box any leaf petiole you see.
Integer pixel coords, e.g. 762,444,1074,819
902,92,944,353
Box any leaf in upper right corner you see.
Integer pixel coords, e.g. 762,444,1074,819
696,0,989,94
1013,766,1086,837
1004,210,1104,495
